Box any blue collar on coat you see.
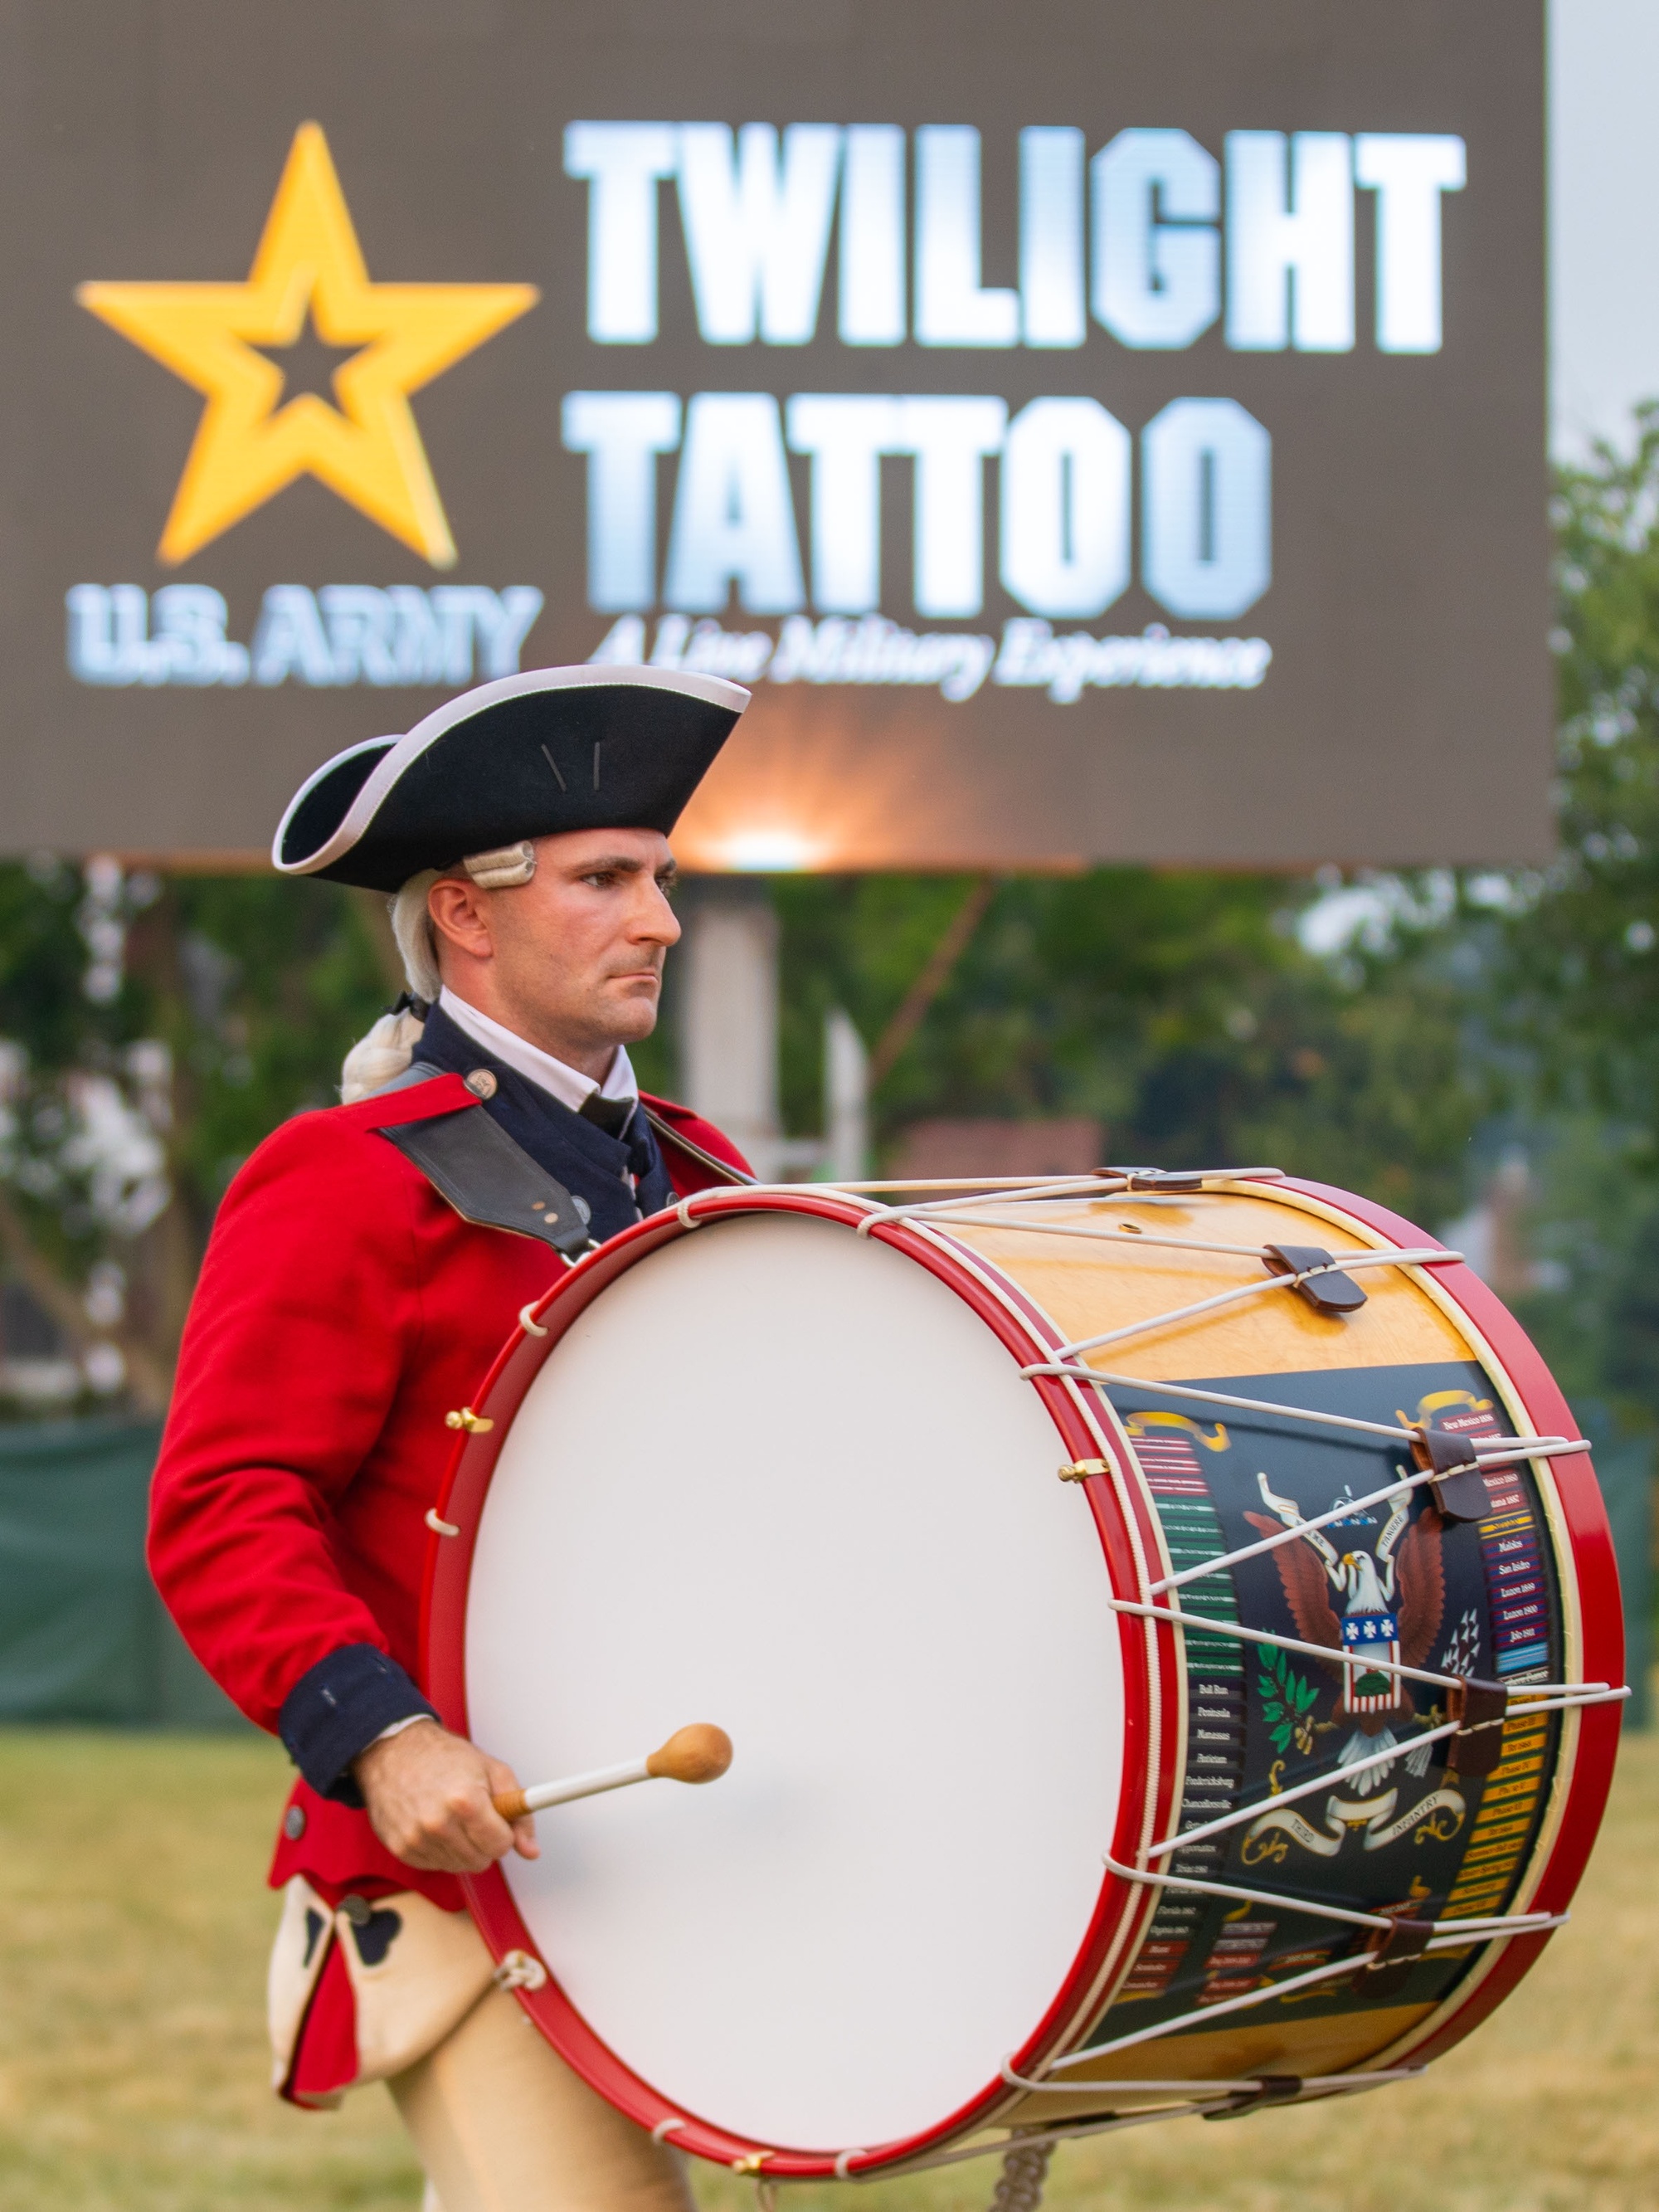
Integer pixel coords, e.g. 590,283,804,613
415,1004,672,1241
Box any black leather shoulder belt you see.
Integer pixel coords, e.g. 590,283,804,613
368,1065,596,1263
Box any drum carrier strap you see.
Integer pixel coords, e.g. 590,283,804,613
640,1104,756,1187
370,1065,596,1262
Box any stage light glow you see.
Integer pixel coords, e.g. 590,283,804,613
676,694,985,873
720,827,821,871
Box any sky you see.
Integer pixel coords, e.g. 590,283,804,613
1551,0,1659,456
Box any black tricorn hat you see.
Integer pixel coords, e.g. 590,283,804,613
272,665,750,893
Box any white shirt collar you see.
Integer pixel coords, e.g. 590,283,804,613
436,987,638,1119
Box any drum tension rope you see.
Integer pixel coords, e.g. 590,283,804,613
1028,1893,1577,2088
1101,1850,1565,1944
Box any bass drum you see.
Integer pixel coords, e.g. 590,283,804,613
422,1169,1623,2179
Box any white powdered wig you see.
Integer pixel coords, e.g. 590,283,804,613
338,870,444,1104
390,870,444,1002
339,1005,429,1105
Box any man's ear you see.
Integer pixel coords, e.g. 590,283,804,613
427,875,495,965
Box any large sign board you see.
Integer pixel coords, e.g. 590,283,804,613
0,1,1547,867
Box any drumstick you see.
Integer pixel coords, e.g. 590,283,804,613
493,1723,732,1822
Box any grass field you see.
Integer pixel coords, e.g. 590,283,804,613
0,1725,1654,2212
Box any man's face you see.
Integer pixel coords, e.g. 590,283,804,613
426,826,681,1067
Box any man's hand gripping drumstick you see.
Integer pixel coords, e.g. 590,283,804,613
353,1721,732,1875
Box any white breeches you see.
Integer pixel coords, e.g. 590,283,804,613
269,1879,691,2212
390,1979,694,2212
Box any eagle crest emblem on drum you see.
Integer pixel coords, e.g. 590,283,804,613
1246,1471,1447,1776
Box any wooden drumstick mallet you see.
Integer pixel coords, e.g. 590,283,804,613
493,1723,732,1823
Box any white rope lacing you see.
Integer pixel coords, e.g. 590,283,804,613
924,1215,1465,1265
1100,1851,1569,1937
856,1177,1128,1235
1139,1461,1452,1593
1020,1366,1499,1445
491,1950,547,1990
1104,1595,1616,1702
859,2100,1226,2180
853,1167,1290,1233
999,2064,1423,2096
853,1167,1288,1232
854,2065,1411,2180
1098,1455,1585,1599
1040,1248,1475,1362
1029,1914,1554,2075
828,1173,1150,1194
673,1182,862,1233
1141,1685,1626,1866
1150,1715,1462,1858
675,1173,1140,1237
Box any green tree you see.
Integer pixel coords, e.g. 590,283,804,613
1473,414,1659,1427
1494,399,1659,1136
0,860,391,1411
1278,409,1659,1431
773,867,1481,1231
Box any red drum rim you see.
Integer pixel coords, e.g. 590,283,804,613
418,1176,1623,2177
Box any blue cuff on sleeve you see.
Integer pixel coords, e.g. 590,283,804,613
278,1644,438,1804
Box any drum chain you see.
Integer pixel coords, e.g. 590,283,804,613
986,2141,1054,2212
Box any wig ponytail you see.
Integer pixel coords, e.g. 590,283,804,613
338,870,443,1103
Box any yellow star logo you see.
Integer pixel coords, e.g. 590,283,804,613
76,123,538,568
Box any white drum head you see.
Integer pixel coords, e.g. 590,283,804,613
465,1212,1122,2151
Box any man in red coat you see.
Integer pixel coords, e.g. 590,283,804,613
149,667,753,2212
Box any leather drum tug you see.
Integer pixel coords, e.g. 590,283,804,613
421,1167,1626,2181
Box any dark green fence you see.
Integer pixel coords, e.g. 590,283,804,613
0,1417,244,1727
0,1411,1650,1728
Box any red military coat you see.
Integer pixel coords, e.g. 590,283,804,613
148,1074,747,1922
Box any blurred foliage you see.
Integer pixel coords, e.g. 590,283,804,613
0,863,390,1184
0,862,390,1406
125,876,393,1243
1492,400,1659,1129
772,867,1480,1230
1498,1118,1659,1424
1477,407,1659,1432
